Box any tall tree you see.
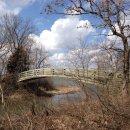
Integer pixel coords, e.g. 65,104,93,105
0,18,10,82
44,0,130,98
0,14,35,52
0,14,35,72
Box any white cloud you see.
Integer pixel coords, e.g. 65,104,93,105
87,49,100,55
35,16,95,51
102,29,107,35
30,16,96,67
0,0,36,16
48,53,66,67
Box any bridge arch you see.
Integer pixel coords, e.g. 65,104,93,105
18,68,77,82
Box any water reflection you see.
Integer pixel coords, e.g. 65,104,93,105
36,77,86,108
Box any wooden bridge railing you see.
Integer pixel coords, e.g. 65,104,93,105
18,68,80,82
18,68,122,82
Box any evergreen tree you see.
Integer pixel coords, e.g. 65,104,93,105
7,46,30,74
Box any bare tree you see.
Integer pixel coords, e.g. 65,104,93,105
0,20,10,108
101,42,124,73
30,44,50,69
0,14,36,93
44,0,130,98
0,14,36,72
65,38,95,98
0,14,35,52
0,24,10,81
67,40,93,75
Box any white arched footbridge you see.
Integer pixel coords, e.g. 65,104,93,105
18,68,119,83
18,68,85,82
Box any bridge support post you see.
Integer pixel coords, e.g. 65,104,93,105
42,68,44,75
52,69,54,75
63,69,66,75
33,70,36,76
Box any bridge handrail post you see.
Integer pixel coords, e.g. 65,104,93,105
62,69,66,75
42,68,44,75
25,71,27,78
33,69,36,77
64,69,66,75
51,68,54,75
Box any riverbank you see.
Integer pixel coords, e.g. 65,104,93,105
39,86,81,95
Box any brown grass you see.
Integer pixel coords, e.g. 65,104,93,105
1,96,130,130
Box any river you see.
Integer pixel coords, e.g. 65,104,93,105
34,77,97,109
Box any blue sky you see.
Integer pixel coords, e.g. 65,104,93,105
0,0,104,43
19,1,61,33
0,0,109,67
18,0,105,35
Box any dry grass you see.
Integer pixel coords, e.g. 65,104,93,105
1,95,130,130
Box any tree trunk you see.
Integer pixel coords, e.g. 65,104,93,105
122,42,130,98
